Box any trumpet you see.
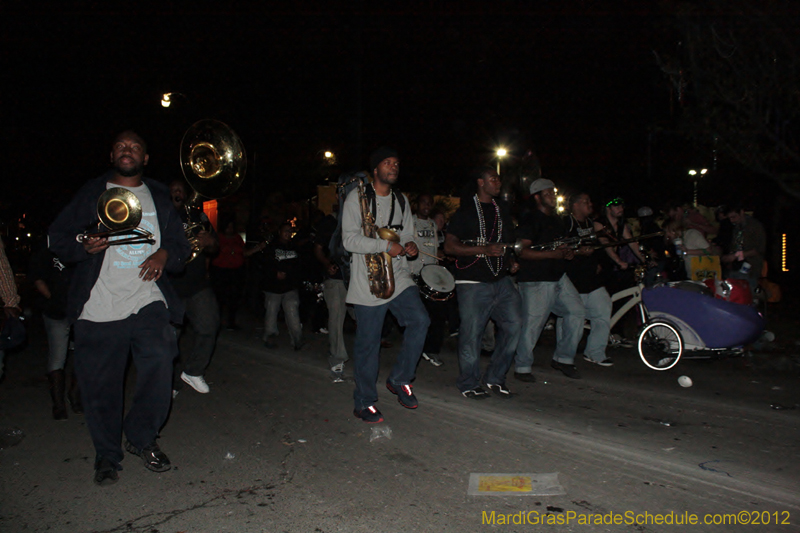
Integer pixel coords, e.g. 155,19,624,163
76,188,155,246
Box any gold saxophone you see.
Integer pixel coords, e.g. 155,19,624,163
357,179,398,299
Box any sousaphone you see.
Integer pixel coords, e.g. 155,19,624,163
179,119,247,261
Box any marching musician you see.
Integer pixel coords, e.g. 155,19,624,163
444,167,522,400
564,193,614,367
261,221,304,350
513,178,586,380
411,193,446,367
168,178,220,395
48,130,191,486
342,147,430,423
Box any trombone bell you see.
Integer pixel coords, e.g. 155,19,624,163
75,187,155,246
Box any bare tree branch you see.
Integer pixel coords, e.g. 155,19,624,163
660,0,800,199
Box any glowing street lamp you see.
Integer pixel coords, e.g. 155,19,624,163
495,148,507,175
688,168,708,207
318,150,336,166
160,92,186,108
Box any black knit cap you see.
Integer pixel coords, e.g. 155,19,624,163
369,146,399,172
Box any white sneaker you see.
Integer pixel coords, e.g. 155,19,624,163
421,352,444,367
330,363,345,383
181,372,210,394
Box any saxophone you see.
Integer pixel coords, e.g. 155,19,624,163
357,179,397,299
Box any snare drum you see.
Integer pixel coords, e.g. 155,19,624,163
416,265,455,301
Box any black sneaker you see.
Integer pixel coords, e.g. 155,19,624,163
551,360,581,379
486,383,513,398
461,386,490,399
125,440,172,472
514,371,536,383
386,381,418,409
263,335,278,349
353,405,384,423
93,458,119,486
582,355,614,367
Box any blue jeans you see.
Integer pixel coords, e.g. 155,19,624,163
561,287,610,363
43,315,72,372
352,286,430,410
175,287,219,384
455,277,522,392
74,302,176,468
516,274,585,371
264,290,303,349
323,279,349,367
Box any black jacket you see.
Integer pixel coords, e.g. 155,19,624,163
48,171,191,324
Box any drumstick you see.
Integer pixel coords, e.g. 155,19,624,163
416,250,441,261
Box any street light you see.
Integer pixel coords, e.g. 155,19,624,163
688,168,708,207
495,148,507,175
160,92,186,108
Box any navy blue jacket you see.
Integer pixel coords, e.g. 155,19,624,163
48,171,191,324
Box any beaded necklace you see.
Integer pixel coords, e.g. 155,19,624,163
456,195,503,275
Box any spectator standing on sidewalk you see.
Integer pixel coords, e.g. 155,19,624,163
0,237,22,382
29,244,81,418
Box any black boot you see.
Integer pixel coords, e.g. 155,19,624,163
47,370,68,420
67,369,83,414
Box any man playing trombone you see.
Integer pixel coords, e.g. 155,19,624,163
49,130,190,486
514,179,586,380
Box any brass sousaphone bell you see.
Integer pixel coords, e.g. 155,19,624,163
179,119,247,262
76,188,156,245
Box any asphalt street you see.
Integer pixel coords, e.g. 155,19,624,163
1,310,799,533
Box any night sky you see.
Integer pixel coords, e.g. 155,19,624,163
7,2,688,231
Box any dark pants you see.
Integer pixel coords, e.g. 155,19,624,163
211,265,244,328
455,277,522,392
174,287,219,387
74,302,176,468
422,297,447,355
352,287,430,411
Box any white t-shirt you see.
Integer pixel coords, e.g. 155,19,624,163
679,228,711,279
79,183,165,322
410,215,438,276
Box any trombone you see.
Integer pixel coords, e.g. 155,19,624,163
460,231,664,256
76,188,155,246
